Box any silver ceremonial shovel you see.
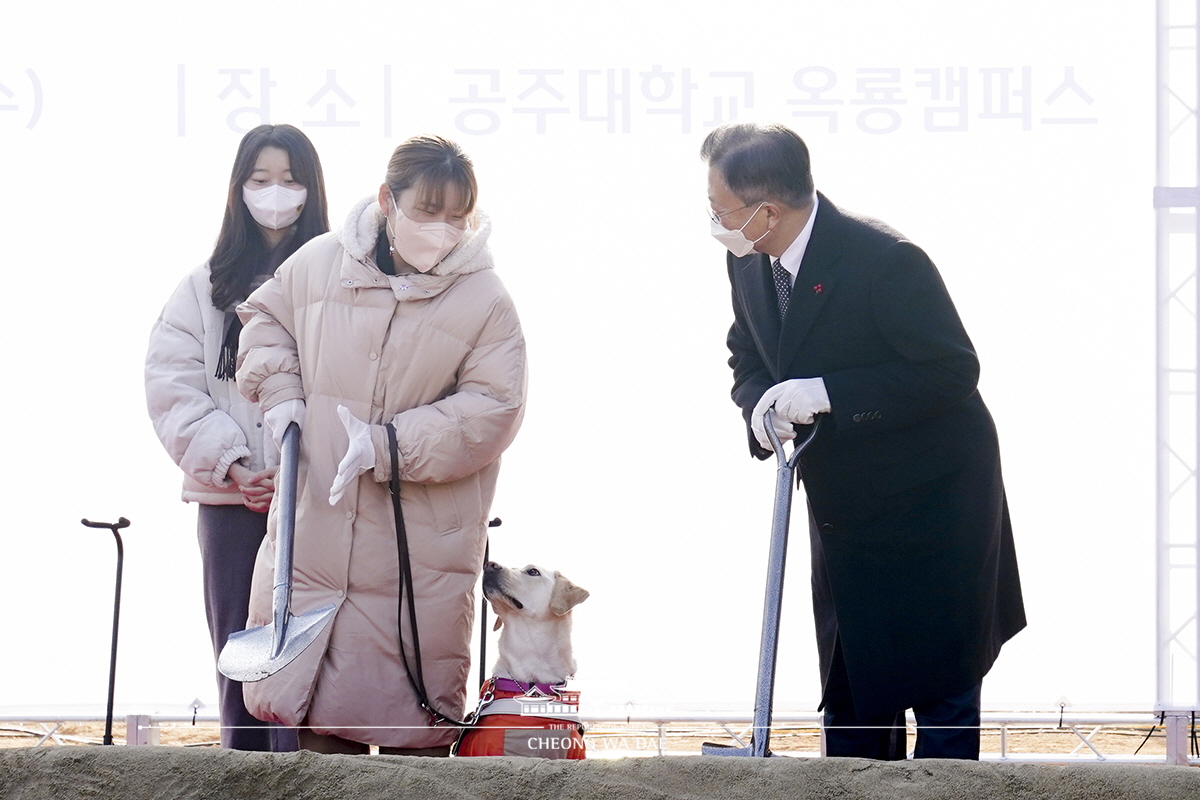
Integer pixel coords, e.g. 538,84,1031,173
218,422,336,682
702,410,822,757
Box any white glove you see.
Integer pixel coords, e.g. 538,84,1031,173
263,399,305,452
752,403,798,450
329,405,375,505
752,378,831,451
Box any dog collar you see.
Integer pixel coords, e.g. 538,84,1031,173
494,677,566,696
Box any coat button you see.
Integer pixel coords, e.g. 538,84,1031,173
821,522,834,534
369,352,378,361
852,414,862,423
345,511,354,520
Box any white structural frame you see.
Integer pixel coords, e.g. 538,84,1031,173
1156,0,1200,765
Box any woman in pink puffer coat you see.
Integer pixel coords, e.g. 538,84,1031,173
235,135,527,755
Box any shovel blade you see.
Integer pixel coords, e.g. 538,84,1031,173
218,604,337,683
700,741,772,757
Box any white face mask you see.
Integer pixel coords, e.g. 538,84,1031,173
710,202,768,257
387,199,466,273
243,184,308,230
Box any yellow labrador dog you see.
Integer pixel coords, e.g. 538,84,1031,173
456,561,589,758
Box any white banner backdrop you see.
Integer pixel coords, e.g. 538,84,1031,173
0,1,1152,717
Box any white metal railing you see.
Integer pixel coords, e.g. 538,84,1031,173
586,710,1197,763
2,709,1196,765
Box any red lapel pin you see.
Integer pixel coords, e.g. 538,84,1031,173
814,284,823,294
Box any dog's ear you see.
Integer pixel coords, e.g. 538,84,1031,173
549,573,589,617
493,616,503,632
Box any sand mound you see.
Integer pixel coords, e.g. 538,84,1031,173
1,748,1198,800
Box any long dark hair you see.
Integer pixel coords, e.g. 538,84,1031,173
209,125,330,310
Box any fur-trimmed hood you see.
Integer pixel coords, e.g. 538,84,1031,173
336,196,494,277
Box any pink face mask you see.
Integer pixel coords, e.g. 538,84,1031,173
386,200,466,273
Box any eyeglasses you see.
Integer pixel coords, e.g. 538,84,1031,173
708,201,762,225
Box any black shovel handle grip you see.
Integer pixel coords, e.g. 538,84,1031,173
763,410,822,469
81,518,130,530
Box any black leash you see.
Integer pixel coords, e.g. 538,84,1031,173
1134,712,1162,756
386,424,474,728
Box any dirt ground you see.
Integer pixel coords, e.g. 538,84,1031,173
0,720,1171,759
5,746,1200,800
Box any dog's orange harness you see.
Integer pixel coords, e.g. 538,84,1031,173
455,678,585,758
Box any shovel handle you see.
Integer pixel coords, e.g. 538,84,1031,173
270,422,301,656
275,422,300,588
748,411,821,757
763,409,822,470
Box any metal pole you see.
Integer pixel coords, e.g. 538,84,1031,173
1154,1,1200,762
1154,0,1200,718
81,517,130,746
1154,0,1169,712
480,540,490,690
480,518,502,690
1193,0,1200,719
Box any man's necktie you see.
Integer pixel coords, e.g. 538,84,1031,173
772,258,791,318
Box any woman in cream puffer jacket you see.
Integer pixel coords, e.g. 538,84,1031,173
145,124,328,752
147,262,275,503
235,137,526,753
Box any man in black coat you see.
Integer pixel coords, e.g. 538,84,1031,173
703,123,1025,760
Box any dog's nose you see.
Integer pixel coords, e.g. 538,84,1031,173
483,561,499,573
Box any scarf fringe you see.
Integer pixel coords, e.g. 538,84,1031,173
214,314,242,381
